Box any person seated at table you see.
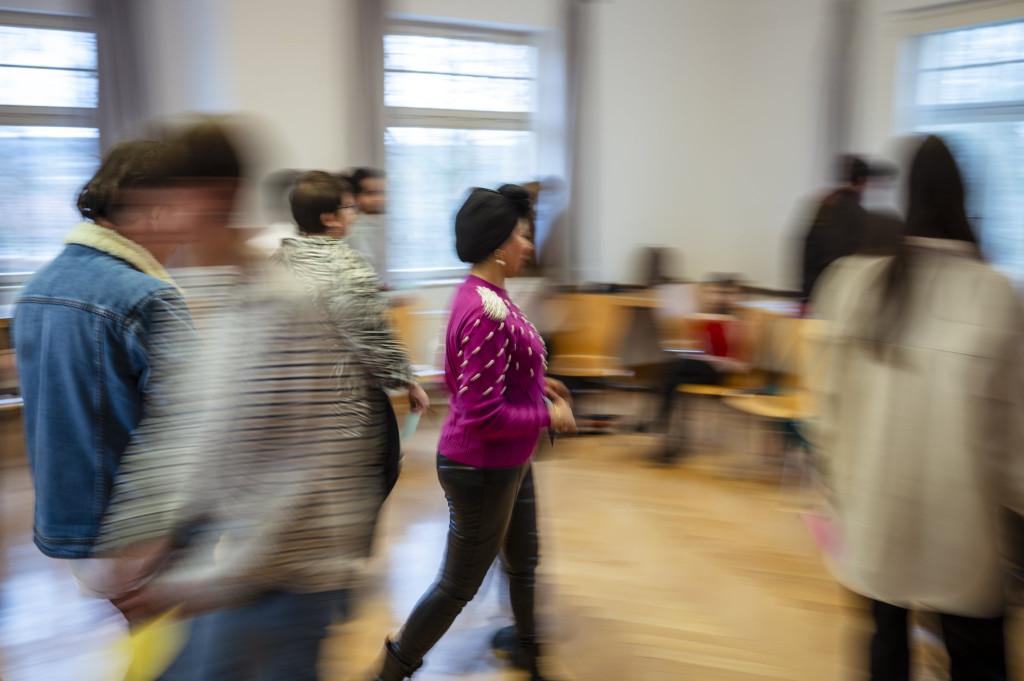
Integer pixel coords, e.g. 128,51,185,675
652,275,749,464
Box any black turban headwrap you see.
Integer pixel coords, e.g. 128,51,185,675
454,184,532,264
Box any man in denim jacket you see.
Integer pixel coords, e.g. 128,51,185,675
13,140,195,596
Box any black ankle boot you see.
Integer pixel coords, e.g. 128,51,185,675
373,638,421,681
490,624,518,660
512,639,557,681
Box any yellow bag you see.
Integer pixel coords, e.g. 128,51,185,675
113,609,190,681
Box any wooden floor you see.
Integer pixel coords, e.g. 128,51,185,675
2,407,1021,680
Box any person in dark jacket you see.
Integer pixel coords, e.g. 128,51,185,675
801,155,871,301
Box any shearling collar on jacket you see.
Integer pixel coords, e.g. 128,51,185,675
65,221,178,289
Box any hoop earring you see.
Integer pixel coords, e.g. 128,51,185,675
494,251,507,267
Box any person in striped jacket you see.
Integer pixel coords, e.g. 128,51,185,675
99,127,426,680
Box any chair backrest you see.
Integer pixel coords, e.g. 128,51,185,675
727,302,806,393
387,304,414,356
388,300,441,367
546,293,632,361
0,317,16,396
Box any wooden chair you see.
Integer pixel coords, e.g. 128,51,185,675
387,301,445,388
0,317,23,467
0,395,24,468
545,293,638,432
0,317,17,397
721,317,828,481
664,313,764,448
545,293,633,380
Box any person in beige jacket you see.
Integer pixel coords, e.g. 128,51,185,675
810,135,1024,681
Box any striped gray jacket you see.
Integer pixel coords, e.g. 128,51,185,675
97,241,412,605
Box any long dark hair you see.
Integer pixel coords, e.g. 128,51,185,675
873,135,980,349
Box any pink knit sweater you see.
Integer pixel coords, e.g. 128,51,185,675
437,275,551,468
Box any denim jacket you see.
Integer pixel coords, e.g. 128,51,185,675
13,223,193,558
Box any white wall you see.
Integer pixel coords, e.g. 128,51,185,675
220,0,363,170
573,0,831,288
142,0,234,116
572,0,1024,289
388,0,562,30
141,0,368,174
140,0,562,173
133,0,845,289
28,0,1024,290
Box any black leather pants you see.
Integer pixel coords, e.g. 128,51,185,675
389,453,539,673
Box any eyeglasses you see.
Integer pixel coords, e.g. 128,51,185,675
340,204,360,213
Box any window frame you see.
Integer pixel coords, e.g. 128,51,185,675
906,18,1024,128
383,20,540,281
902,18,1024,282
0,9,97,288
0,9,97,129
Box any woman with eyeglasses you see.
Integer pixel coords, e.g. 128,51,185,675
274,169,429,477
324,174,363,240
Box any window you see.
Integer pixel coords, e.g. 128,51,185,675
384,26,538,278
906,20,1024,281
0,12,99,275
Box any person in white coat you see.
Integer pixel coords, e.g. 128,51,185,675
810,135,1024,681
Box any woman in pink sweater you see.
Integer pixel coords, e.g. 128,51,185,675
372,185,576,681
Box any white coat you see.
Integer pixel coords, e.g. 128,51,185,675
810,238,1024,617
